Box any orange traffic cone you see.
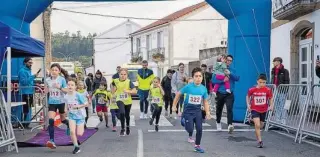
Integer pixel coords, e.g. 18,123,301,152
54,112,62,127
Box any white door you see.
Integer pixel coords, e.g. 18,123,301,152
299,39,313,85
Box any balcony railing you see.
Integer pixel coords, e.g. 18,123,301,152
147,47,165,60
273,0,320,20
131,52,143,63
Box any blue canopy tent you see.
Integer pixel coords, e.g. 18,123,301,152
0,20,45,131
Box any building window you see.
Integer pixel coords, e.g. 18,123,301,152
157,31,163,48
136,38,141,54
146,35,151,59
126,24,132,36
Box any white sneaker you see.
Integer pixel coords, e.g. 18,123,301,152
144,114,148,119
226,89,231,93
228,125,234,134
164,111,168,117
140,113,144,119
216,123,222,131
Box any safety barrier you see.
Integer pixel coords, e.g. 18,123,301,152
265,84,309,134
296,84,320,143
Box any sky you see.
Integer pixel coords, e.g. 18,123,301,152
51,0,205,35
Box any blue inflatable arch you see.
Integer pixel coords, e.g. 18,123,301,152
0,0,271,121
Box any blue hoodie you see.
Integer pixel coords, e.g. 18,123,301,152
211,67,240,94
18,65,35,94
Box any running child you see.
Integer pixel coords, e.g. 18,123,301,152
148,77,165,132
77,81,91,128
212,54,231,96
109,85,120,132
173,67,212,153
45,63,68,149
64,79,88,154
246,74,274,148
93,82,111,127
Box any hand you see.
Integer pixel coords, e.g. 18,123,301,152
53,83,61,89
224,69,230,75
316,60,320,67
268,105,274,111
206,113,212,120
223,77,229,82
247,105,251,112
124,89,130,94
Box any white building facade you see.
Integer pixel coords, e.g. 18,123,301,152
94,20,141,84
271,0,320,85
130,2,227,77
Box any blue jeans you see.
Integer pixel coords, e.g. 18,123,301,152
274,93,287,122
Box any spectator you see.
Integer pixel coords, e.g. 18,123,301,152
18,57,40,128
271,57,289,124
161,69,173,117
171,63,188,119
137,60,155,119
316,58,320,78
201,64,212,94
212,55,240,133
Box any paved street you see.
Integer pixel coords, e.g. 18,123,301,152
2,101,319,157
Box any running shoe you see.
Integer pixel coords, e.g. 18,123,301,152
46,140,57,149
216,123,222,131
112,126,117,132
194,145,204,153
120,129,125,136
72,146,81,154
126,127,131,135
149,118,154,125
188,137,195,143
228,125,234,134
165,111,168,117
106,124,109,128
257,141,263,148
155,125,159,132
99,117,103,122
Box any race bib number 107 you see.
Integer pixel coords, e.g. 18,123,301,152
188,95,202,105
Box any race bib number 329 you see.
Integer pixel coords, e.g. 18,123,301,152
188,95,202,105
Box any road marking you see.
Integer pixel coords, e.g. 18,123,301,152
137,129,144,157
272,130,320,148
117,115,136,126
158,115,173,126
86,115,100,128
147,129,255,132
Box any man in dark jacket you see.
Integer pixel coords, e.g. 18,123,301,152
201,64,212,94
161,69,173,117
271,57,290,124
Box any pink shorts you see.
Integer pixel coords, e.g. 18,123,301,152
96,106,108,112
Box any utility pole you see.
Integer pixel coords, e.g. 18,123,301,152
43,4,52,68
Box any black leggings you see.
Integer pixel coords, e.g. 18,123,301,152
85,107,89,123
117,101,132,130
164,95,173,114
151,104,163,125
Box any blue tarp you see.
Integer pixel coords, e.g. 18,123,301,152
0,20,44,57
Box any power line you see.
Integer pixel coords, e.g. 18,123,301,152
52,8,225,21
57,2,137,9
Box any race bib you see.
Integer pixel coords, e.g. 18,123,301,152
68,103,82,116
188,95,202,105
151,97,161,104
50,90,60,98
254,96,266,106
119,93,128,100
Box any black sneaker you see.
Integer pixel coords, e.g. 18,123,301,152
99,117,103,122
106,124,109,128
149,118,154,125
155,125,159,132
126,127,130,135
72,147,81,154
120,129,125,136
257,141,263,148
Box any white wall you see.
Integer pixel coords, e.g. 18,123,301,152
171,5,227,66
30,14,45,77
94,21,141,84
271,9,320,83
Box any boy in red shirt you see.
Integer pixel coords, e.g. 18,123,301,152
246,74,274,148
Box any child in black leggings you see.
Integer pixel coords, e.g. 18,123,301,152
149,77,165,132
